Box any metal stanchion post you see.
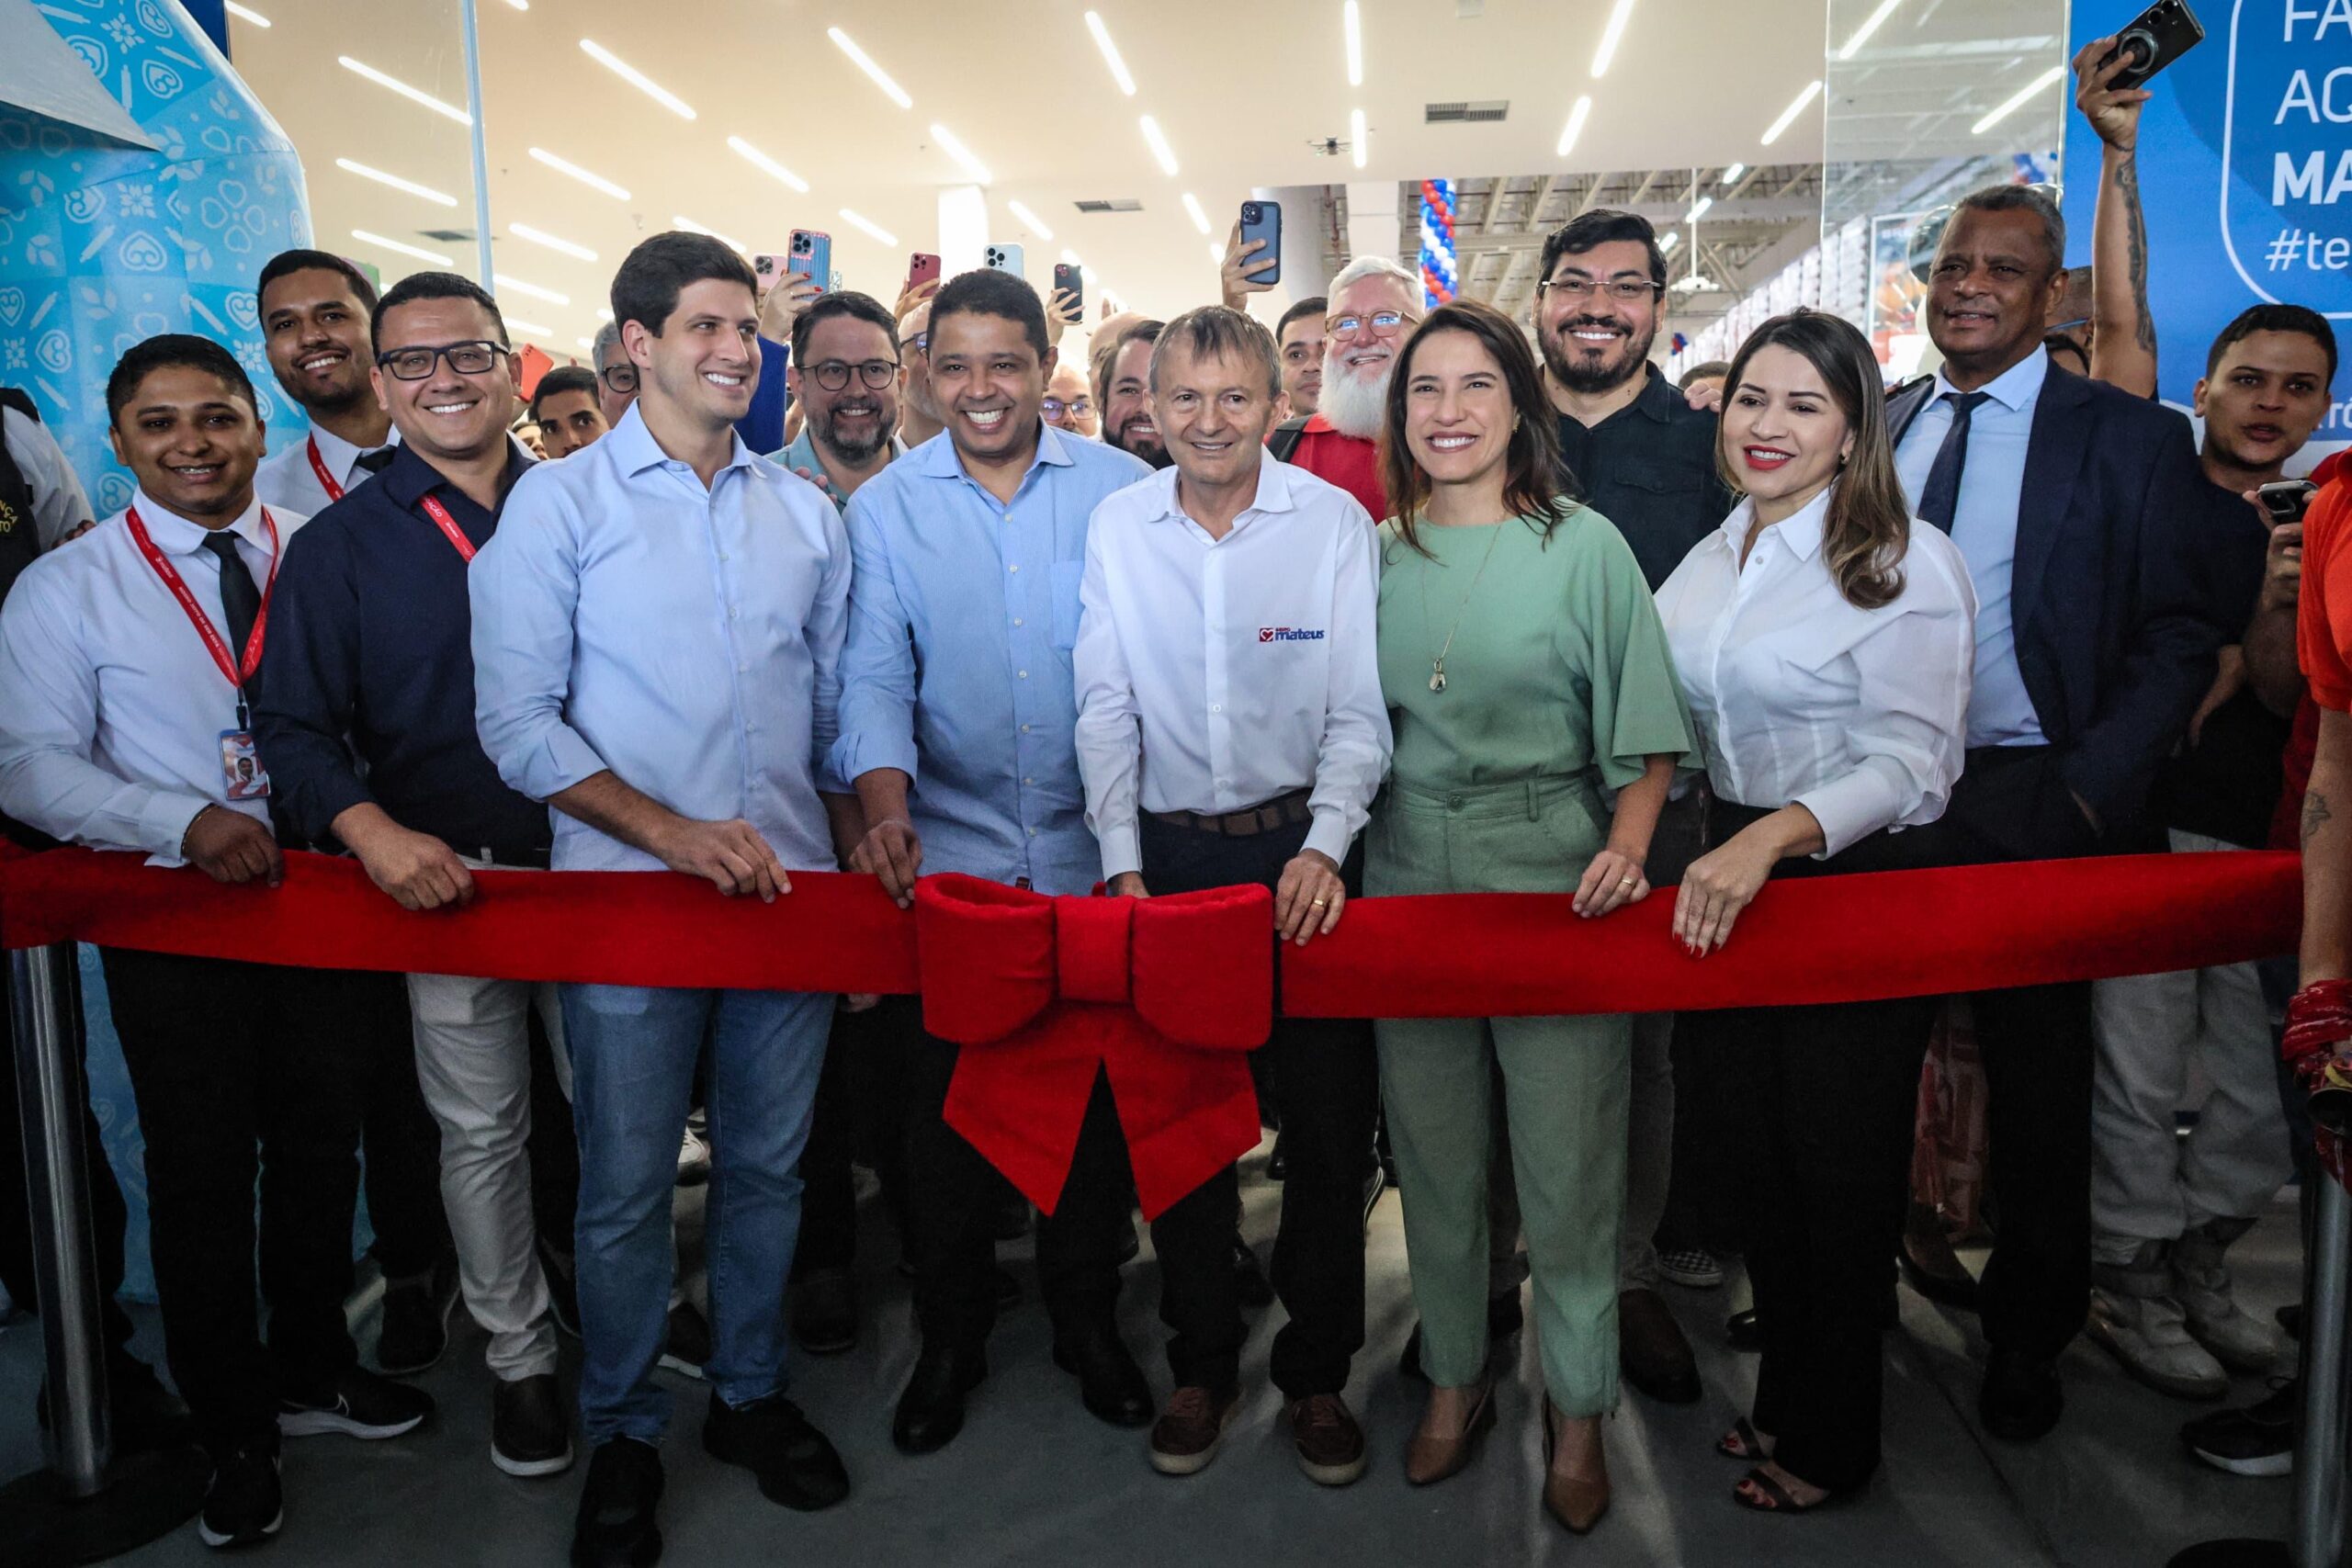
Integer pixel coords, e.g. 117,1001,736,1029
0,942,207,1565
2294,1171,2352,1568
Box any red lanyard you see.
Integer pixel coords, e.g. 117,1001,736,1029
306,434,345,504
125,505,280,693
417,494,477,563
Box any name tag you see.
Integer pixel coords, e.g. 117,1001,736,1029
219,729,271,800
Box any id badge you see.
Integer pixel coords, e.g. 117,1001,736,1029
218,729,271,800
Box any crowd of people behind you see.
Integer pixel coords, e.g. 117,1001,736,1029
0,36,2348,1565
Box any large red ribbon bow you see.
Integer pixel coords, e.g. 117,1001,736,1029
913,874,1273,1220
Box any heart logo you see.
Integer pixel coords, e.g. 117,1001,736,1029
34,329,70,376
116,230,167,274
61,187,103,224
223,292,258,330
0,288,27,328
139,60,184,100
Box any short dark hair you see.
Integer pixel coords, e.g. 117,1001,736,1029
611,231,757,340
529,365,601,420
372,271,508,355
1950,184,2067,276
106,333,259,425
791,289,900,366
929,267,1048,361
256,248,379,316
1677,359,1732,389
1152,306,1280,399
2206,303,2338,384
1095,318,1164,411
1539,209,1667,290
1275,296,1328,344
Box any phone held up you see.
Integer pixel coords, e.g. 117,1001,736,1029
1238,200,1283,287
1051,262,1083,315
2096,0,2204,90
984,243,1026,279
906,253,943,295
2259,479,2319,526
789,229,832,297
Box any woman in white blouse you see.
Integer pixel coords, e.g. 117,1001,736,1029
1653,309,1976,1515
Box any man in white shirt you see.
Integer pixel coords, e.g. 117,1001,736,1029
0,335,433,1550
1074,306,1390,1486
253,250,399,514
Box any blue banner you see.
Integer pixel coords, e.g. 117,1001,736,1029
2062,0,2352,455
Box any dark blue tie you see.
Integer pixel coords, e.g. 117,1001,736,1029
1915,390,1990,533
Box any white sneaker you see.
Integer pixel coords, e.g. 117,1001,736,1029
677,1122,712,1188
2175,1224,2282,1374
2087,1286,2229,1400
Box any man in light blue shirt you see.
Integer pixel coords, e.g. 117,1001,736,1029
470,231,853,1566
836,268,1155,1456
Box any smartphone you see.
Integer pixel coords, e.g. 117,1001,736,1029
2259,479,2319,525
2097,0,2204,90
984,243,1025,279
751,252,791,295
1238,199,1283,288
788,229,832,297
1051,262,1082,313
907,252,942,293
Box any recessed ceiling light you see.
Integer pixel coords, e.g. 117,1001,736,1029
1007,200,1056,240
1349,107,1367,169
494,273,570,306
1591,0,1635,77
1083,11,1136,96
338,57,470,125
1180,192,1211,235
511,221,598,263
503,316,554,339
529,147,629,201
672,216,745,254
1343,1,1363,86
579,39,696,119
352,228,453,266
839,209,899,246
728,136,809,194
1556,95,1591,157
930,123,992,186
1836,0,1905,60
1761,79,1823,145
224,2,270,26
335,158,456,207
829,28,912,110
1139,115,1180,176
1973,63,2065,135
1719,162,1747,186
1659,229,1679,254
1687,195,1713,222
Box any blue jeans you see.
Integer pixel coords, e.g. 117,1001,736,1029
561,983,831,1444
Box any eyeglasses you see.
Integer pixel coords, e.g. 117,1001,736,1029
1538,276,1666,303
377,340,511,380
808,358,900,391
1325,310,1414,340
908,331,931,355
598,363,639,395
1042,396,1094,419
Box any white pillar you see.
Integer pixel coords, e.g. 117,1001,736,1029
937,185,988,283
1344,179,1402,265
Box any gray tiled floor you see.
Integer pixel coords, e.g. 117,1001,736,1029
0,1146,2304,1566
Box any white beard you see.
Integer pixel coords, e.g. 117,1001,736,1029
1319,358,1390,439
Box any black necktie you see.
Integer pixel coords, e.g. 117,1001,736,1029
355,446,398,475
198,532,261,657
1915,390,1990,533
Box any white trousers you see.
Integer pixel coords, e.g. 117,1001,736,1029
2089,829,2291,1249
406,969,568,1381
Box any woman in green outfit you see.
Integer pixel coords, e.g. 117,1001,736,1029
1368,300,1693,1534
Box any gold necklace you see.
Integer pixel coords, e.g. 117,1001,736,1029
1419,520,1509,694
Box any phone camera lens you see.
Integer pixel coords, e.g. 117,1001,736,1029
2118,27,2155,65
1243,204,1260,221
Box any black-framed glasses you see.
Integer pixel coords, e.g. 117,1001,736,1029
1538,276,1665,302
598,363,639,395
376,339,510,380
1326,310,1413,339
1042,396,1094,419
908,331,931,355
808,357,899,391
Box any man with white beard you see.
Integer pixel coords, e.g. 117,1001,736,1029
1275,256,1422,521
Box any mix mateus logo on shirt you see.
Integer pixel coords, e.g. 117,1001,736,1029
1259,626,1328,643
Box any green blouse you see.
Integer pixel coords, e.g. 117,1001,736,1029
1374,505,1694,793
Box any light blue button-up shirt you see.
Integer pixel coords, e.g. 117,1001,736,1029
833,423,1151,896
470,404,852,873
1894,348,2048,750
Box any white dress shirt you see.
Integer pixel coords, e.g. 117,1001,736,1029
1893,349,2046,749
1655,485,1977,859
1073,458,1391,881
254,422,400,515
5,408,95,547
0,491,303,861
470,404,851,874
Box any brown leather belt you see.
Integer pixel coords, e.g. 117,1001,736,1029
1146,788,1314,838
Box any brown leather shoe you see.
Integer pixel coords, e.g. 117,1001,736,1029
1286,1393,1367,1486
1148,1386,1238,1476
1403,1381,1495,1486
1544,1405,1612,1535
1619,1288,1701,1404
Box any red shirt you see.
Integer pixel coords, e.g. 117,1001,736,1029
1286,414,1388,522
2278,457,2352,845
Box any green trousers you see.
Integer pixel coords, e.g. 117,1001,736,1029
1367,775,1632,1417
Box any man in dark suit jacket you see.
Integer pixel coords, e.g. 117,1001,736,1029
1884,184,2227,1443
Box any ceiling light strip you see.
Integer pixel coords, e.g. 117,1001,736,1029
728,135,809,194
511,221,598,262
579,39,696,119
1973,63,2066,135
1008,200,1057,241
528,146,630,201
1556,95,1592,158
839,208,899,247
352,228,453,266
1761,79,1822,145
829,28,913,109
1084,11,1137,96
1139,115,1180,177
1590,0,1635,78
334,158,456,207
338,57,470,125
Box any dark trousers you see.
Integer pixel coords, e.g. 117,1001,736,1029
1893,744,2103,1360
0,956,136,1350
795,999,911,1278
901,996,1133,1353
1705,802,1940,1492
99,948,379,1454
1139,813,1378,1399
526,998,579,1258
356,978,450,1280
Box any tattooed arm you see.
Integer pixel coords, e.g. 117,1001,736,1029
2304,708,2352,984
2072,37,2159,397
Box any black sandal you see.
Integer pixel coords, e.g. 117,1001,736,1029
1734,1466,1851,1514
1715,1417,1769,1461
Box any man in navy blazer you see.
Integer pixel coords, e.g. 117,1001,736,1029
1883,184,2228,1444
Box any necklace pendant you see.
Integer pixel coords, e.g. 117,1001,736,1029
1430,663,1447,694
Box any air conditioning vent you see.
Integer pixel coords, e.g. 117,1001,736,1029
419,229,476,243
1072,198,1145,213
1425,99,1508,124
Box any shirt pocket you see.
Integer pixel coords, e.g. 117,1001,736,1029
1050,559,1084,651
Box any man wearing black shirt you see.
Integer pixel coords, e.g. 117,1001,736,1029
1535,209,1736,1407
253,272,571,1480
